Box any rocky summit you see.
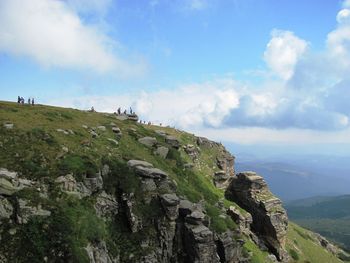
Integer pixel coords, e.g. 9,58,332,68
0,101,348,263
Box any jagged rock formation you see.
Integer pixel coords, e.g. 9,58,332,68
225,172,289,261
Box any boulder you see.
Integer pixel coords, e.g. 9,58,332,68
94,191,118,220
83,172,103,193
138,137,157,147
154,146,169,159
160,194,180,220
183,224,220,263
127,160,154,169
97,126,106,131
216,230,246,263
0,177,18,196
134,167,168,179
225,171,288,261
155,130,167,137
165,135,180,149
179,199,195,217
186,210,206,225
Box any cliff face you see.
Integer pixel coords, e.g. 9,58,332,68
0,101,345,263
225,172,289,261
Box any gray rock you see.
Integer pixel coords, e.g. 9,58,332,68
107,138,119,146
127,160,153,168
0,177,18,196
154,146,169,159
155,130,167,137
94,191,118,220
97,126,106,131
0,197,13,220
0,168,17,180
160,194,180,221
82,125,88,129
134,166,168,179
86,241,118,263
3,123,14,129
183,224,220,263
186,210,205,225
83,172,103,193
112,127,121,134
141,178,157,192
225,171,288,261
165,135,180,149
90,131,98,138
56,129,69,135
184,144,199,159
138,137,157,147
179,199,194,216
122,193,142,233
17,199,51,224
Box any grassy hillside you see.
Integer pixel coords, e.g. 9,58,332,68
0,101,346,262
286,195,350,251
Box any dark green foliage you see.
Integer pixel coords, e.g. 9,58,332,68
58,154,98,180
0,197,106,263
289,248,299,260
205,204,236,233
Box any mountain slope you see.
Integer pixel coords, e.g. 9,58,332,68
286,195,350,252
0,101,346,263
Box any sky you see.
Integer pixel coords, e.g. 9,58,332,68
1,0,350,152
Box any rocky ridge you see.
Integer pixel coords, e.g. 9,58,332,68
0,101,346,263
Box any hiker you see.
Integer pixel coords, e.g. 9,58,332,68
21,97,24,104
32,98,34,106
17,96,20,103
129,107,133,114
117,107,121,115
123,109,127,114
28,98,31,104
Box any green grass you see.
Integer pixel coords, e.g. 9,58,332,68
286,222,344,263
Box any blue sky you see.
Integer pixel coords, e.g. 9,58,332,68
1,0,350,149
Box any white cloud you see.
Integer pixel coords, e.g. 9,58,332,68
343,0,350,8
264,30,308,80
0,0,147,76
337,9,350,24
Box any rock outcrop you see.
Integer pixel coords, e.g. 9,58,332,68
225,172,289,261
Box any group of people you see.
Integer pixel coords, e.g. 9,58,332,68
116,107,134,115
17,96,35,105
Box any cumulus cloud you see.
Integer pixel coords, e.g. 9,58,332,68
44,0,350,138
0,0,147,76
264,30,308,80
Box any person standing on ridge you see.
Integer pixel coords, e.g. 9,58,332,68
28,98,31,104
32,98,34,106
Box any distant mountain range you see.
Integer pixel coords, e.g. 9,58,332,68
285,195,350,251
235,154,350,201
